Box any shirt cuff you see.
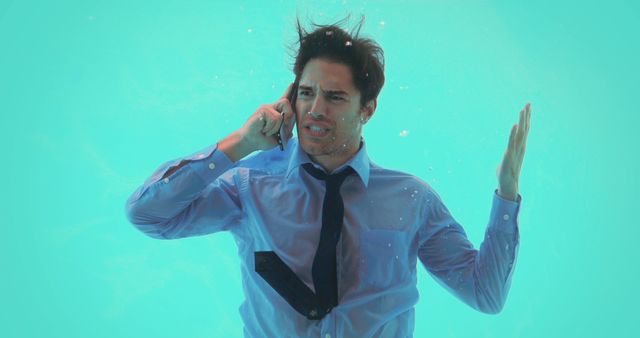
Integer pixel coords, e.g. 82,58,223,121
488,188,522,234
185,143,235,183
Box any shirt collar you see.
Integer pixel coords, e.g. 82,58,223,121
286,136,371,188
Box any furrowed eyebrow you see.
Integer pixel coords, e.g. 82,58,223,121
299,85,348,96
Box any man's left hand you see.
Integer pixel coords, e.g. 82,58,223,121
496,102,531,201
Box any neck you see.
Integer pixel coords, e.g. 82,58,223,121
309,152,354,174
308,137,363,173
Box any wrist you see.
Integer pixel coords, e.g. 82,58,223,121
497,187,518,201
218,130,254,163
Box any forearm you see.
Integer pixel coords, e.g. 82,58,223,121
161,130,253,180
125,141,236,236
218,130,255,163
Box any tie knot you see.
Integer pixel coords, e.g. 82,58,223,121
302,163,355,186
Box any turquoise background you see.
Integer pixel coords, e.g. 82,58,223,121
1,0,638,337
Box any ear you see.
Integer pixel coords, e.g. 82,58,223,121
361,98,377,122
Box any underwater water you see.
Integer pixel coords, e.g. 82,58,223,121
1,0,638,337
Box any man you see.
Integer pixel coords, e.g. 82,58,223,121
125,16,531,338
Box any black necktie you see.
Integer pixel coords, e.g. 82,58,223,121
254,163,355,320
302,163,355,314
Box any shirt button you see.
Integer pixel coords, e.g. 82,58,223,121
325,334,331,338
208,163,216,170
309,309,317,317
503,214,510,221
163,178,169,183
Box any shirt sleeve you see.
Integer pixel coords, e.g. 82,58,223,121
417,188,521,314
124,143,245,240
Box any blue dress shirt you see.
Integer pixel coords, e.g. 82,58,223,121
125,136,521,338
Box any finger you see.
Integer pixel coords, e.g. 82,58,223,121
281,82,295,100
262,106,284,136
522,103,531,149
284,105,296,137
517,106,526,143
276,98,294,121
525,102,531,134
261,110,278,135
508,124,517,153
277,111,285,136
256,110,267,130
258,108,272,134
274,97,296,138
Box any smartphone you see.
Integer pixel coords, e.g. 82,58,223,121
277,78,299,151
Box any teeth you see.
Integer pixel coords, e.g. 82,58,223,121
309,126,326,131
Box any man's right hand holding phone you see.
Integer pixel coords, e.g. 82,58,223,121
219,83,297,163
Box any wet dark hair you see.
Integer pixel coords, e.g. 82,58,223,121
286,14,385,109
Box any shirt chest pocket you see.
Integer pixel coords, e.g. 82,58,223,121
358,229,410,289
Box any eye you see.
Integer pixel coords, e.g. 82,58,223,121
298,90,344,102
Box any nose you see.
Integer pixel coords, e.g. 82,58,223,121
308,95,327,118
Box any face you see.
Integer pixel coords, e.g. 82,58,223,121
295,58,375,171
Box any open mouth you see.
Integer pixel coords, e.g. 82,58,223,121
305,125,330,137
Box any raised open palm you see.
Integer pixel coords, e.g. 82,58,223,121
496,102,531,201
